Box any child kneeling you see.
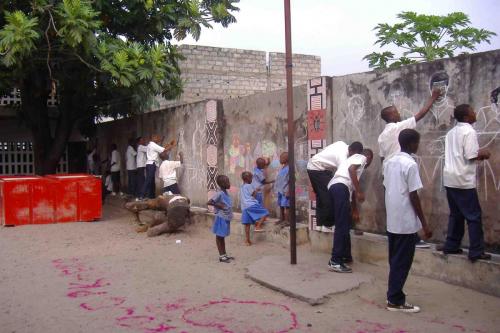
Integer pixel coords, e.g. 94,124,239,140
207,175,234,263
240,171,269,245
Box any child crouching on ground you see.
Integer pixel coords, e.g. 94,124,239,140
240,171,269,245
384,129,432,313
207,175,234,263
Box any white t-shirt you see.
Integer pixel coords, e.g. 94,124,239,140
443,122,479,189
136,145,147,168
87,149,95,173
384,152,423,234
158,160,182,187
110,150,121,172
307,141,349,171
146,141,165,166
378,117,416,169
126,145,137,170
327,154,367,198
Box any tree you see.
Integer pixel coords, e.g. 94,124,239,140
363,11,496,69
0,0,239,174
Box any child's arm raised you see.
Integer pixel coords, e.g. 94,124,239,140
348,164,365,203
207,199,226,210
409,191,432,239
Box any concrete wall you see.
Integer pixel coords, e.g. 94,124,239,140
155,45,321,109
95,100,222,207
221,85,311,220
328,50,500,250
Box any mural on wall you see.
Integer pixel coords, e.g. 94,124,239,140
429,71,454,129
306,77,327,232
206,100,219,206
388,79,413,119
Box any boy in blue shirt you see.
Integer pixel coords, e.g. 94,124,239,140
252,157,275,205
274,152,290,225
241,171,269,245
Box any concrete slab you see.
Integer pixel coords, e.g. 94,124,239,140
246,254,373,305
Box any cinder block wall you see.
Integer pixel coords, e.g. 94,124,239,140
155,45,321,109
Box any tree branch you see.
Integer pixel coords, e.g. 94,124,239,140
73,53,103,72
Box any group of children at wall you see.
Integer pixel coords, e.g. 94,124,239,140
208,87,493,314
208,153,290,262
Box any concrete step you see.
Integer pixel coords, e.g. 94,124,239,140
311,230,500,297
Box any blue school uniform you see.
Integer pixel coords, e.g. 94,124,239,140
210,191,233,237
275,165,290,208
251,167,265,204
240,183,269,224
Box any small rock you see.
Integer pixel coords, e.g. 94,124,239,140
307,323,312,327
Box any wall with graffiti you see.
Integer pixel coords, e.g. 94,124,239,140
328,50,500,249
221,86,310,220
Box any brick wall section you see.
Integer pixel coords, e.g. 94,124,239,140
156,45,321,109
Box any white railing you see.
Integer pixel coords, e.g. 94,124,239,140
1,88,58,107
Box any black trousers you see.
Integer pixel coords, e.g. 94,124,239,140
111,171,120,193
329,183,351,263
127,170,137,196
141,164,157,199
387,232,417,305
443,187,484,259
136,167,145,198
307,169,334,226
163,183,180,195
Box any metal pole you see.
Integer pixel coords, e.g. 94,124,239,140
284,0,296,265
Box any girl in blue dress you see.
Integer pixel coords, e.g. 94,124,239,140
241,171,269,245
207,175,234,263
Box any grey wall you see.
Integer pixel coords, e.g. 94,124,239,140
329,50,500,249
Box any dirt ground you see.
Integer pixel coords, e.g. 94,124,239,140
0,203,499,333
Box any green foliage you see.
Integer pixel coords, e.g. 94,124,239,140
364,11,496,69
0,11,40,66
0,0,238,120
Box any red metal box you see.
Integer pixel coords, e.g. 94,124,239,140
46,174,102,222
0,176,56,226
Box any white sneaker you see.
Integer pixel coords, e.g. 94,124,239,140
416,240,430,249
119,192,124,196
111,192,117,196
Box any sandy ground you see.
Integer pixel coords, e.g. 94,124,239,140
0,203,499,333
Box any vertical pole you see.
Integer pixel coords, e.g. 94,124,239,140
284,0,296,265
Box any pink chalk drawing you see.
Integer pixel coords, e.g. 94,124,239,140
182,298,299,333
52,258,301,333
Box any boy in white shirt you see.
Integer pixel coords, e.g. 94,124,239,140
159,152,184,195
136,136,148,200
441,104,491,262
126,138,137,197
327,145,372,273
139,134,175,200
384,129,432,313
109,143,123,196
378,89,441,249
306,141,357,228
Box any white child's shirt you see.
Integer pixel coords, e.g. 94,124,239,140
158,160,182,187
327,154,367,199
126,145,137,170
443,122,479,189
105,175,113,192
110,150,121,172
136,144,147,168
378,117,416,169
383,152,423,234
146,141,165,166
307,141,349,171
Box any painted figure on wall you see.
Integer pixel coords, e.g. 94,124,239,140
429,71,454,129
389,79,413,119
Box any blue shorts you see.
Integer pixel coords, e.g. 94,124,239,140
241,204,269,224
255,192,264,205
277,192,290,207
212,216,230,237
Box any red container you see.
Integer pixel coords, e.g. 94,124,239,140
0,176,56,226
46,174,102,222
